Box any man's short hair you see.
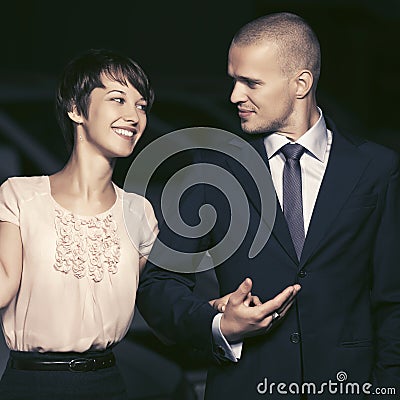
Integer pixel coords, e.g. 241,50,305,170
232,12,321,87
55,48,154,151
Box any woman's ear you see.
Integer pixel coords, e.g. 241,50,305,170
67,105,84,125
295,70,314,99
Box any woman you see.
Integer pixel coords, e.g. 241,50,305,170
0,49,157,399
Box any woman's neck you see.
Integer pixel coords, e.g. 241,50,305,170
49,148,117,215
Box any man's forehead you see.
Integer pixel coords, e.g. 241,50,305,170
229,41,278,57
228,42,280,71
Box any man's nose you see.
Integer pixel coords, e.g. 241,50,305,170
230,82,246,104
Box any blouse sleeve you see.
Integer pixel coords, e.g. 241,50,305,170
138,197,158,257
0,178,20,226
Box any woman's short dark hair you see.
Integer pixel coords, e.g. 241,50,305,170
55,48,154,151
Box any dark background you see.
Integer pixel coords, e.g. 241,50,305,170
1,0,399,183
0,1,399,399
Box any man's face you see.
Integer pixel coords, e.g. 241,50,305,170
228,42,296,135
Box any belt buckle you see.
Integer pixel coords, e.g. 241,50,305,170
69,358,94,372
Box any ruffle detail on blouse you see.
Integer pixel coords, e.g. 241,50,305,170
54,208,121,282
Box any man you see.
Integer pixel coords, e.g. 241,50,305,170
137,12,400,399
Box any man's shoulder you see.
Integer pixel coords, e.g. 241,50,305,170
326,115,398,167
336,129,399,174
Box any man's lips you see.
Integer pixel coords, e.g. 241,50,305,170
237,108,255,118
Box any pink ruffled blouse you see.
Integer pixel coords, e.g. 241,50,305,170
0,176,157,352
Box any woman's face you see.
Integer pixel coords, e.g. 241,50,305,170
78,75,148,159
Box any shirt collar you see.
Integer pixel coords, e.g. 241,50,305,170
264,107,328,162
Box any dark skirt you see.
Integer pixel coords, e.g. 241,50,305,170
0,349,128,400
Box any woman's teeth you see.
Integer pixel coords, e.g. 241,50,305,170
114,128,133,137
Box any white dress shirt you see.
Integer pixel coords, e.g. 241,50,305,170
265,108,332,233
212,109,333,361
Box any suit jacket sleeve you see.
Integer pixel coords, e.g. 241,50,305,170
371,149,400,390
136,177,222,362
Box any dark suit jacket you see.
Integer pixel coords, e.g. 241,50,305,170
137,122,400,399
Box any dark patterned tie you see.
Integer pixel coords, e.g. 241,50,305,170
281,143,306,260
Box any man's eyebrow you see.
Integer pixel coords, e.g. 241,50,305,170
229,74,263,84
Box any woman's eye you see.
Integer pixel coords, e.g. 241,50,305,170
136,104,147,111
112,97,125,104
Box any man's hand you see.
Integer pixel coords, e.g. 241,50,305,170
209,290,262,312
220,278,301,342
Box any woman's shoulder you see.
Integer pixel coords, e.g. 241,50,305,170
115,184,150,204
115,185,155,217
1,175,49,200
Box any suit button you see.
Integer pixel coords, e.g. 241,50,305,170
298,269,307,278
290,333,301,344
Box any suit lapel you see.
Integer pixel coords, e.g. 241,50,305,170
299,130,371,266
224,125,371,267
226,136,298,264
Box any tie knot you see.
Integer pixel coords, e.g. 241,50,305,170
281,143,305,161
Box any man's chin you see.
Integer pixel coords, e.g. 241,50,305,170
241,121,277,137
241,124,266,136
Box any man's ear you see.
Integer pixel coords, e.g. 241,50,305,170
67,105,84,124
295,70,314,99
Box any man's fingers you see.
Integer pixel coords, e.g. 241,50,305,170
275,284,301,314
276,296,296,318
277,286,300,314
271,311,280,322
244,292,252,307
270,296,296,322
266,284,301,325
250,295,262,306
257,284,301,317
220,283,300,341
229,278,253,305
243,292,261,307
268,285,296,310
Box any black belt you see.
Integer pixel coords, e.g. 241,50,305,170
10,351,115,372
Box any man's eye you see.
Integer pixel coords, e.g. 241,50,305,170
246,81,257,89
